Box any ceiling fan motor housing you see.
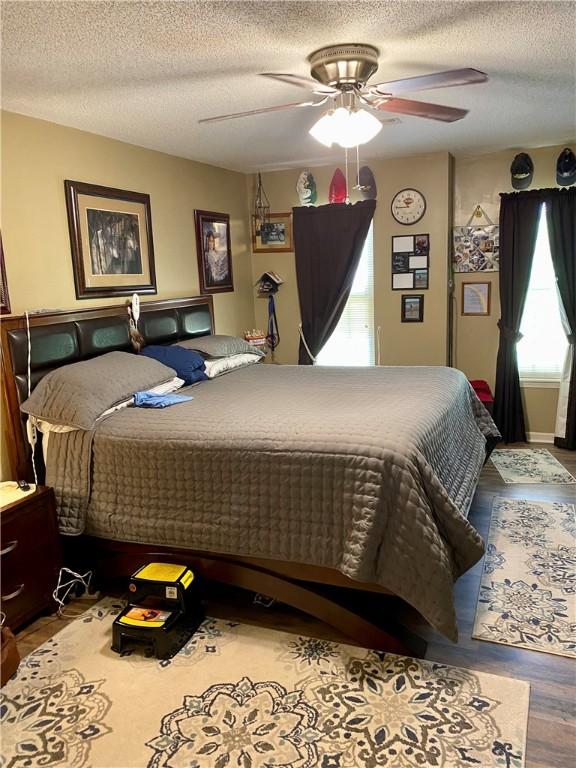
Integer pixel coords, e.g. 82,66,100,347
309,44,380,88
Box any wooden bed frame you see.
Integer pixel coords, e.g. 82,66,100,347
1,296,425,656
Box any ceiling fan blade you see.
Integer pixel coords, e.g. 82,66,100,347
372,97,468,122
371,68,488,96
260,72,337,95
198,97,328,124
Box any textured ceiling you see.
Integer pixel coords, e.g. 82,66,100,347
2,1,575,172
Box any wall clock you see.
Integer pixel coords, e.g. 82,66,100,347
391,188,427,225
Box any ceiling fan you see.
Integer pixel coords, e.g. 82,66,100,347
199,43,488,144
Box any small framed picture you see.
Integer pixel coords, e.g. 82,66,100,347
252,212,293,253
65,180,157,299
195,210,234,294
413,268,429,289
415,234,430,256
462,281,491,315
401,294,424,323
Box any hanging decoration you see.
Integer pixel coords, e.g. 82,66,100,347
253,172,270,235
256,271,284,359
296,171,317,205
329,168,347,203
357,165,377,200
453,205,499,272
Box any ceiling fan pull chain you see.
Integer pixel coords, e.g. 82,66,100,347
345,147,350,204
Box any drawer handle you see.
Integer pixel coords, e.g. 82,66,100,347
2,584,24,601
0,540,18,556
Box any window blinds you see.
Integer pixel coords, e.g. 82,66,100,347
517,205,568,380
316,224,375,366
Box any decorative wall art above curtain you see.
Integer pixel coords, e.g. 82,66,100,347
358,166,377,200
296,171,317,205
65,180,157,299
329,169,347,203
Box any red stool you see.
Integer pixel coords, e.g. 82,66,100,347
469,379,494,414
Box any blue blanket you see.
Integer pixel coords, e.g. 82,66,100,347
133,392,193,408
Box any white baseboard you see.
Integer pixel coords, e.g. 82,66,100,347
527,432,555,444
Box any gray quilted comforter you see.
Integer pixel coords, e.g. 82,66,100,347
47,364,500,640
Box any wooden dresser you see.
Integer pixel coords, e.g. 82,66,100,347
1,486,62,630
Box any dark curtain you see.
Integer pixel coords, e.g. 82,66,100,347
546,187,576,449
493,191,542,442
293,199,376,364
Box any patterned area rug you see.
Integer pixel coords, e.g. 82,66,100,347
473,498,576,658
490,448,576,484
1,598,530,768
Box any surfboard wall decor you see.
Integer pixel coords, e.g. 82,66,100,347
329,168,347,203
358,166,377,199
296,170,317,205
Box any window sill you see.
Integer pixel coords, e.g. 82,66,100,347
520,379,560,389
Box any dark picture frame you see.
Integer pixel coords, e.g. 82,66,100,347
391,233,430,290
194,210,234,294
65,180,157,299
0,234,11,314
401,294,424,323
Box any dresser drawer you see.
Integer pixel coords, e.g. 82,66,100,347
1,498,53,553
1,572,55,628
0,487,62,629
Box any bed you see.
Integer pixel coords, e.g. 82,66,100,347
1,296,500,655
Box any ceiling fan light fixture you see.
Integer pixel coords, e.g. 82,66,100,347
309,105,382,149
308,110,336,147
341,108,382,147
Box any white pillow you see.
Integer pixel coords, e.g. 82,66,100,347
204,353,262,379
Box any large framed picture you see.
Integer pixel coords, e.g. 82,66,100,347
194,210,234,294
252,212,293,253
65,180,157,299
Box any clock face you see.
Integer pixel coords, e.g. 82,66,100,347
391,188,426,225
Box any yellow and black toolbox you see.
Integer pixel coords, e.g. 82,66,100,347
112,563,203,660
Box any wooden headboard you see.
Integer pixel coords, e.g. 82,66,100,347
1,295,214,480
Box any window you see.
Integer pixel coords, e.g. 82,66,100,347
316,224,374,366
517,205,568,381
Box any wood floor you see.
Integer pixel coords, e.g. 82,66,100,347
14,444,576,768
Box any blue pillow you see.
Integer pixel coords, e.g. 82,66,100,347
140,345,208,385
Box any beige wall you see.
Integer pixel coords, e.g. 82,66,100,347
0,110,255,478
453,142,575,435
250,152,452,366
251,141,573,435
1,111,570,479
